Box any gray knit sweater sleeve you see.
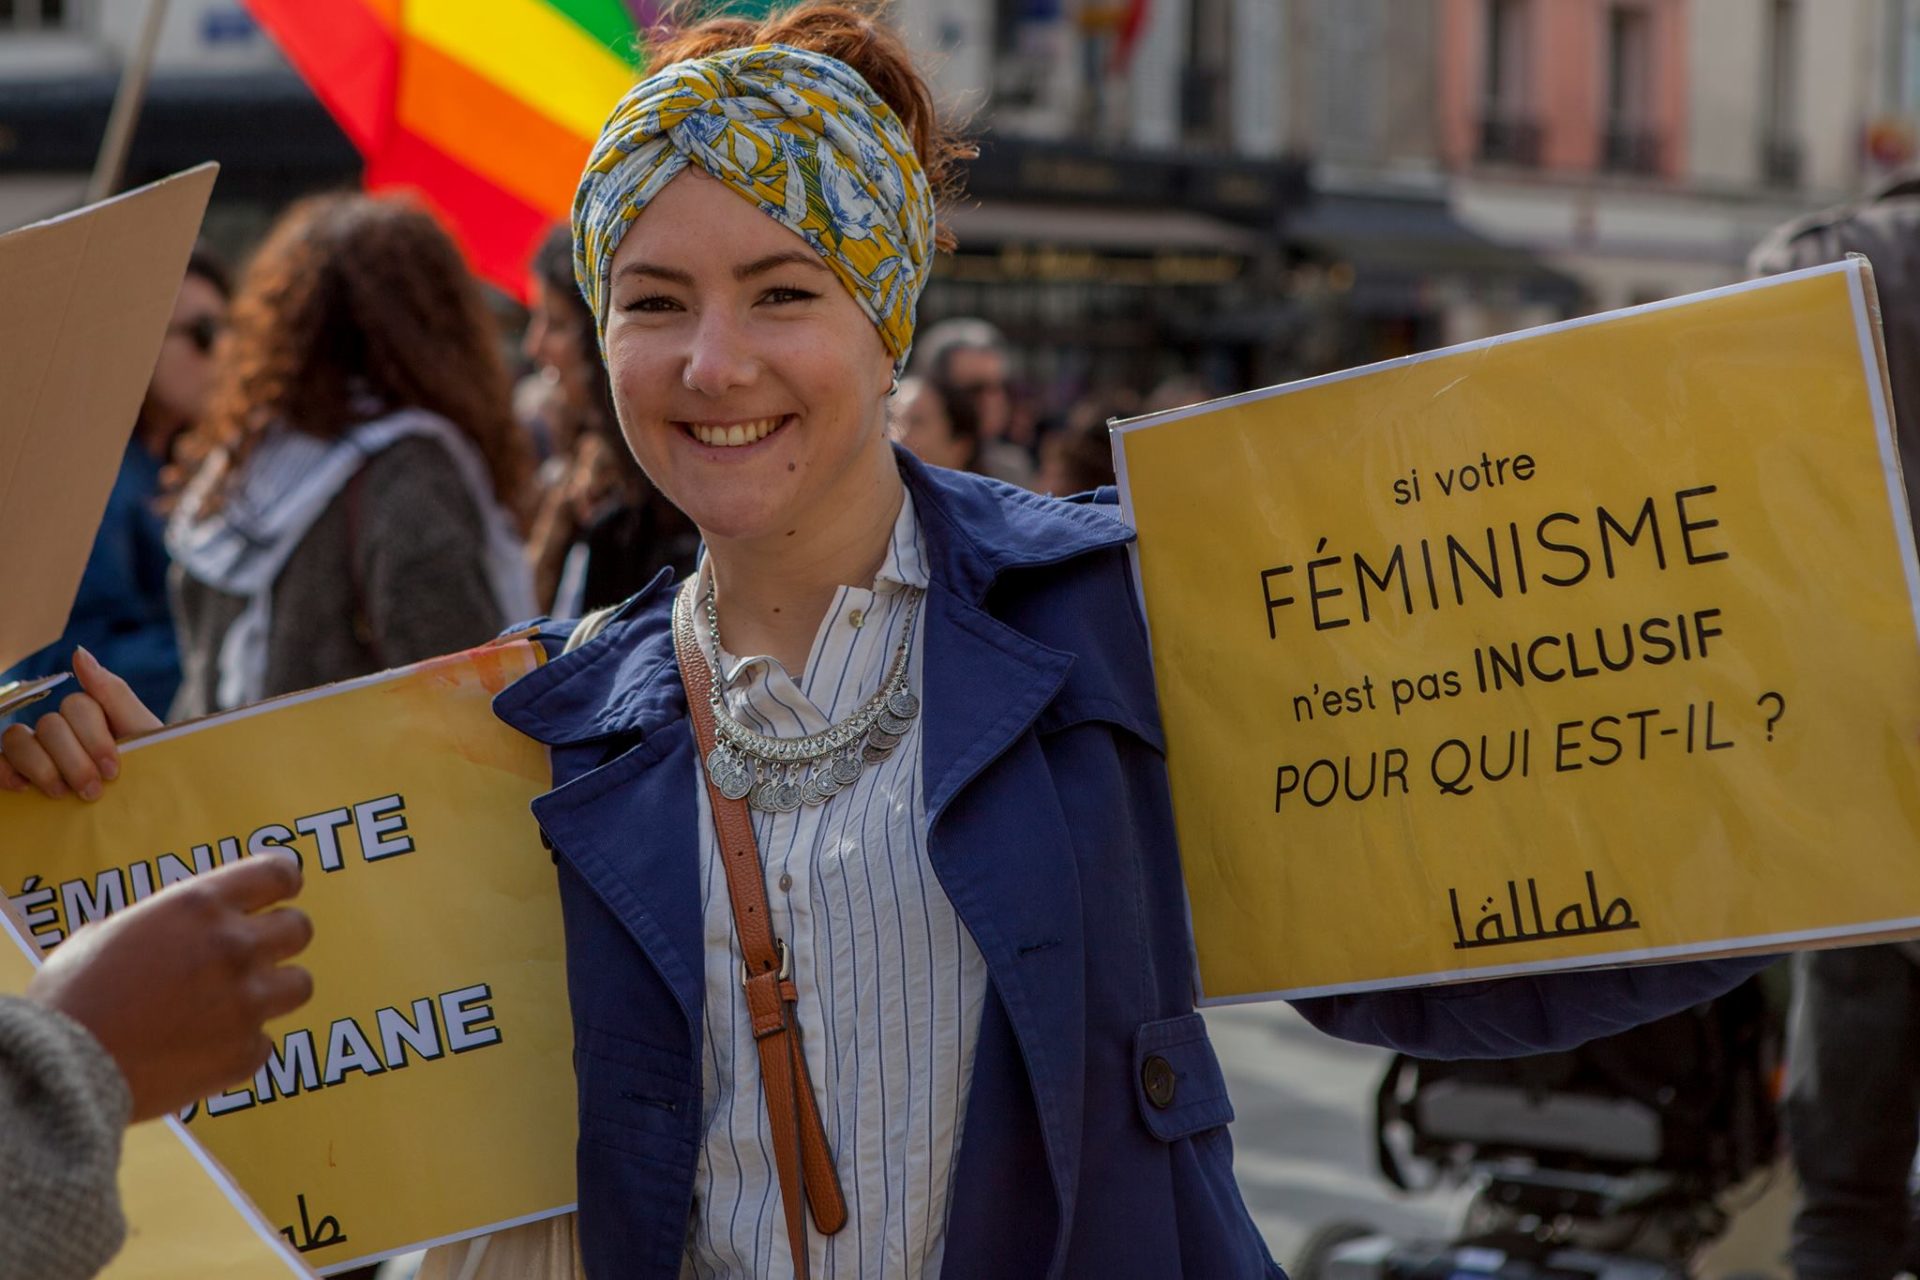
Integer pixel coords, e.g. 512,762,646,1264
0,997,130,1279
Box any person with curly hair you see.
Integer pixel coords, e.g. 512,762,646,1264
165,194,536,718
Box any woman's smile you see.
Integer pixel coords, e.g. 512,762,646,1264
678,413,794,450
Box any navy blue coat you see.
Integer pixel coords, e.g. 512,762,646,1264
492,450,1764,1278
4,442,179,716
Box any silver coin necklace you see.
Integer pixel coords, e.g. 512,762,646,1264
675,577,924,814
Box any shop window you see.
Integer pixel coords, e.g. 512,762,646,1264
1479,0,1540,165
993,0,1062,110
0,0,75,30
1181,0,1232,148
1601,4,1662,174
1316,0,1381,162
1761,0,1800,185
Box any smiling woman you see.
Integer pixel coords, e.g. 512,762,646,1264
600,169,900,637
396,4,1776,1279
0,6,1792,1277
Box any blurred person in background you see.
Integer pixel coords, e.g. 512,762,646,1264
0,250,231,716
909,316,1035,486
888,374,979,473
165,194,536,720
1034,390,1132,496
519,225,603,474
521,224,700,615
1750,174,1920,1280
1142,373,1212,416
1035,418,1115,496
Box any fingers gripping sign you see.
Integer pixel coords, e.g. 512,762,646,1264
0,646,162,799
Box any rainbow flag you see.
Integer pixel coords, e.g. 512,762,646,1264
243,0,646,296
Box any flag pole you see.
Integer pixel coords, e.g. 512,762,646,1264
85,0,172,205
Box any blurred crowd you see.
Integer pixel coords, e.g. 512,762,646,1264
0,192,1218,720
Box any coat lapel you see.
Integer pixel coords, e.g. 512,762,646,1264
495,582,706,1027
920,580,1088,1265
532,725,705,1027
902,453,1135,1269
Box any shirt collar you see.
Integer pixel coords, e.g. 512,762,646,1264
874,486,931,592
702,487,928,690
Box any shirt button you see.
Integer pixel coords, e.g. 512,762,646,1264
1141,1055,1177,1109
847,608,865,628
778,873,794,892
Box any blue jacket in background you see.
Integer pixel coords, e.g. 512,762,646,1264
492,449,1767,1279
4,442,179,716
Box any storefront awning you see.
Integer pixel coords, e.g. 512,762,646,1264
0,70,358,196
1288,187,1584,310
945,198,1271,256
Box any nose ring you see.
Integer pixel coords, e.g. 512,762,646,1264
683,365,700,393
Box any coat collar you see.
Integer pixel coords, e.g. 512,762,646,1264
493,446,1132,747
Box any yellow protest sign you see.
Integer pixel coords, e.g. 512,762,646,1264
0,903,313,1276
105,1114,315,1279
1114,260,1920,1001
0,643,574,1273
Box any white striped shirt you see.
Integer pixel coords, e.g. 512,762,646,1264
682,492,988,1279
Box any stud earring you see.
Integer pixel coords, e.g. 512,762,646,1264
888,375,901,397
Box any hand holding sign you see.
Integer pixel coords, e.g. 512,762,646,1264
26,853,314,1121
0,646,163,800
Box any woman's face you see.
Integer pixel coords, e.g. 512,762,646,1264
522,275,594,415
602,169,896,543
144,272,227,444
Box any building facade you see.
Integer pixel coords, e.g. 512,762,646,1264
1433,0,1876,317
888,0,1307,396
10,1,1891,396
0,0,1312,397
0,0,354,245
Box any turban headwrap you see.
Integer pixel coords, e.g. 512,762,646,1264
572,43,934,369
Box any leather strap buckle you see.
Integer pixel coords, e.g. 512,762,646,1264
742,937,792,988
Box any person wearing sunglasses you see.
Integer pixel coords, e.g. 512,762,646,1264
0,250,231,718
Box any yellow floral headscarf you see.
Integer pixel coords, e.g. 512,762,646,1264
572,43,934,369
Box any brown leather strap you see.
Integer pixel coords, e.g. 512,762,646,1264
673,598,847,1276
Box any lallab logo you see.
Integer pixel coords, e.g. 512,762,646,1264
279,1193,347,1255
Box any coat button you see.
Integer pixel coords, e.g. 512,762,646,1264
1141,1055,1177,1109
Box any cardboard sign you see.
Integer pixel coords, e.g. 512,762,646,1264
1114,260,1920,1002
0,643,574,1274
0,165,218,671
0,908,313,1277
